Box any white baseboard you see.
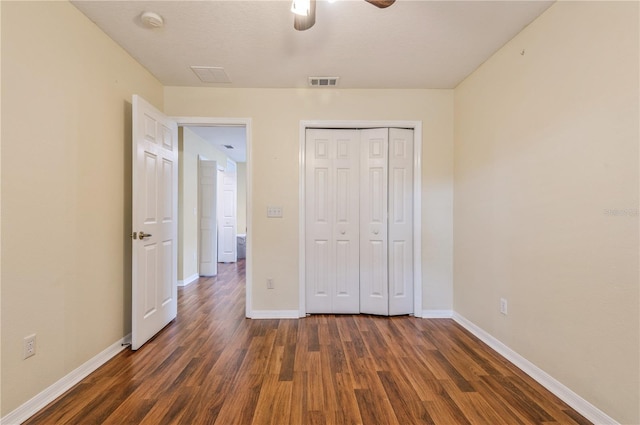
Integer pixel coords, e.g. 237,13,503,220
452,313,619,425
422,309,453,318
250,310,300,319
1,334,131,425
178,274,199,287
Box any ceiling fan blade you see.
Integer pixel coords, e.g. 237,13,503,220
294,0,316,31
365,0,395,8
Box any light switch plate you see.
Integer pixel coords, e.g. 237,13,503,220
267,206,283,218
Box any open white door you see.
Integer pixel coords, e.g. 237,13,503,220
131,95,178,350
198,159,217,276
217,163,237,263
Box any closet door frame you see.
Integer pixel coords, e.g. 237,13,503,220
298,120,423,317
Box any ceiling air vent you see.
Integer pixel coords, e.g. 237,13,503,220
308,77,339,87
190,66,231,84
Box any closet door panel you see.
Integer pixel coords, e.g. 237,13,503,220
306,129,359,314
360,128,389,315
306,131,333,313
388,128,414,315
333,132,360,313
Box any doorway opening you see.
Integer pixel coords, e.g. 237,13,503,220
175,117,252,318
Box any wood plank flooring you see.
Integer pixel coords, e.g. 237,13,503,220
24,260,591,425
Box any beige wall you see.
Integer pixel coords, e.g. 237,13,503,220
178,127,232,281
1,1,163,415
165,88,455,312
453,2,639,423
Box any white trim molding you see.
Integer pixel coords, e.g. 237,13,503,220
422,309,453,318
178,273,199,287
452,313,619,425
2,335,131,425
250,310,300,319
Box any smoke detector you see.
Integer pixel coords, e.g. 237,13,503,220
140,12,164,29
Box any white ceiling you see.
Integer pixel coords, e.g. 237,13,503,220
72,0,553,162
72,0,553,89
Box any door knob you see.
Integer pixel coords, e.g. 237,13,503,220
139,231,152,240
373,229,379,235
340,230,346,235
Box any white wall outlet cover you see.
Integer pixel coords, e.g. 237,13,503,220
500,298,508,315
23,334,36,359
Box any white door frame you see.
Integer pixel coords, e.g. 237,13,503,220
298,120,423,318
174,116,252,318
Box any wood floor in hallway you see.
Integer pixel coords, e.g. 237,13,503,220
24,260,591,425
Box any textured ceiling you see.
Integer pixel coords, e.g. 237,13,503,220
72,0,553,162
72,0,554,89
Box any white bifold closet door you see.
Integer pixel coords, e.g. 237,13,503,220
360,128,414,315
306,127,414,315
306,129,361,314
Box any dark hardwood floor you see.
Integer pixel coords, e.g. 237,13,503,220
25,260,591,424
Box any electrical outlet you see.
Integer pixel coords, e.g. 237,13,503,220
267,278,274,289
23,334,36,359
500,298,508,315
